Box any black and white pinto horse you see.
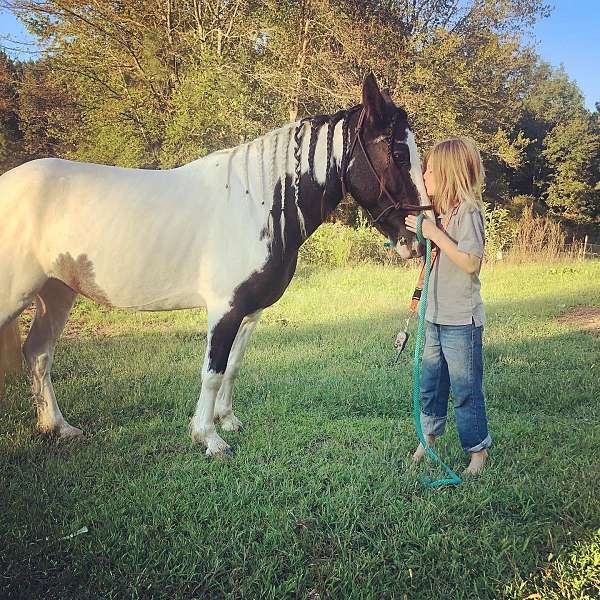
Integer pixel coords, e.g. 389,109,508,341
0,75,430,457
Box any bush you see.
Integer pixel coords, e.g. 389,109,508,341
484,198,581,263
299,223,353,267
299,203,580,268
299,217,402,267
484,201,515,260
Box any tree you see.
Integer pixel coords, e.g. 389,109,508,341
508,63,600,223
16,58,79,159
8,0,574,226
0,51,24,171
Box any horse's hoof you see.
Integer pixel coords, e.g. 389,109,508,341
205,445,235,460
196,429,233,459
39,422,84,439
59,425,84,439
219,413,243,432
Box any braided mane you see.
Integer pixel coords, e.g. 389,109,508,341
224,105,363,252
294,106,362,238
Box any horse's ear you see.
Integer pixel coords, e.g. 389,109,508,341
381,87,396,106
362,73,387,127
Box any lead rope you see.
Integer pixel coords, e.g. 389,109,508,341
413,214,462,488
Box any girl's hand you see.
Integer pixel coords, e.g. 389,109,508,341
404,215,437,240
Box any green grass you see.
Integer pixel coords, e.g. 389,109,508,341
1,260,599,600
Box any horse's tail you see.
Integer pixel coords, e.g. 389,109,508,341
0,319,22,399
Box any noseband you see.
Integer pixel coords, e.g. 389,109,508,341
342,107,433,224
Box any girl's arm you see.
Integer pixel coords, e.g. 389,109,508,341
405,215,481,274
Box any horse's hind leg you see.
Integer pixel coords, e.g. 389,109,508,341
22,278,80,437
214,310,262,432
0,265,47,393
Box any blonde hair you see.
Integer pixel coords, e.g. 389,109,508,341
424,136,485,215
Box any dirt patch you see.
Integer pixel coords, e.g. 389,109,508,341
557,306,600,335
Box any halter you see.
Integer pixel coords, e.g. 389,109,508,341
342,107,433,224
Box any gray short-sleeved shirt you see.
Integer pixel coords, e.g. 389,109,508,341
425,202,485,326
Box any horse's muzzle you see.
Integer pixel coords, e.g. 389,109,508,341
394,237,423,259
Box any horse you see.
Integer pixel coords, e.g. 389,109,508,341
0,74,430,457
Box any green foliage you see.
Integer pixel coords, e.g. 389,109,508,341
73,116,150,168
484,201,515,258
493,129,531,169
525,64,587,124
508,63,600,224
299,218,400,267
0,130,6,161
542,117,600,221
350,213,394,263
159,62,278,168
299,222,356,267
0,50,24,171
3,0,599,228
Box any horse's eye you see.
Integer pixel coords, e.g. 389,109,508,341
393,149,409,165
392,140,410,164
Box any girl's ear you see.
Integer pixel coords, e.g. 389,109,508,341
362,73,386,127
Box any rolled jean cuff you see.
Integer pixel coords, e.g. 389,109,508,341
420,412,447,437
466,433,492,454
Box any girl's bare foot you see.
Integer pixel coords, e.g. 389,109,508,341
463,448,488,475
412,435,436,463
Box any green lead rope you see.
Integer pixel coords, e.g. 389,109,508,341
413,214,462,488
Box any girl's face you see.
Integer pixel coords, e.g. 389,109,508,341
423,158,436,197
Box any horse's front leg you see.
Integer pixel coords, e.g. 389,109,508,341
214,310,262,432
190,307,244,457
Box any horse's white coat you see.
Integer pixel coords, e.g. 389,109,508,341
1,126,317,315
394,129,431,257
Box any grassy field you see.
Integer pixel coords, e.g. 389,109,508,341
1,260,599,600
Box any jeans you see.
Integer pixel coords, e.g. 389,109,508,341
420,320,492,453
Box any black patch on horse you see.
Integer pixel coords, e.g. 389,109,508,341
209,103,421,374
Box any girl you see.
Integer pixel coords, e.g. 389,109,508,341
405,136,491,475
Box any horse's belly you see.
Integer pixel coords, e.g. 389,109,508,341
46,239,205,310
42,208,269,311
34,178,207,308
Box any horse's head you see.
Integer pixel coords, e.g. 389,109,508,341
344,74,430,259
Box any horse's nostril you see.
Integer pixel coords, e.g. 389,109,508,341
411,239,423,255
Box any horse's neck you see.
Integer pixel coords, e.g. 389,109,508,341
188,115,347,253
295,117,346,239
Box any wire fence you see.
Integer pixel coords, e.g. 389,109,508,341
490,234,600,264
565,236,600,260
